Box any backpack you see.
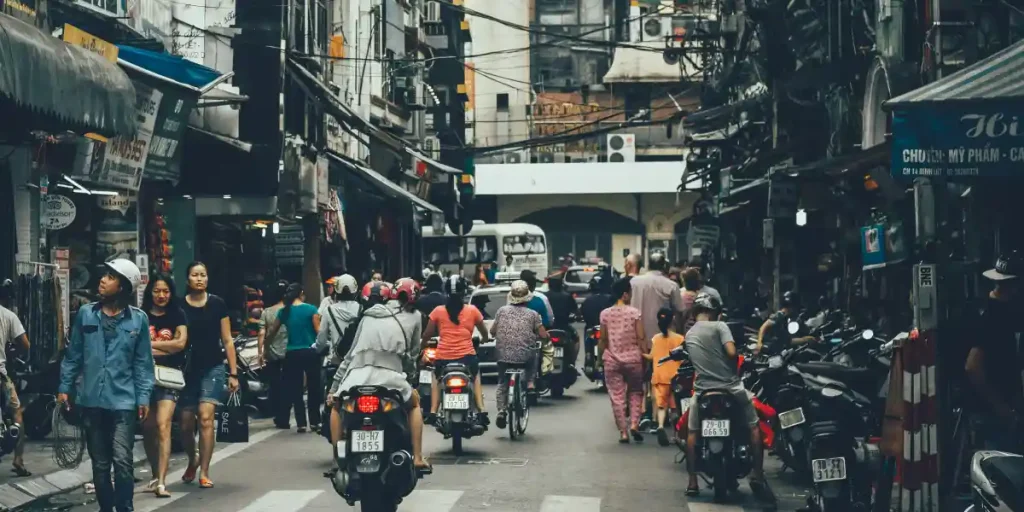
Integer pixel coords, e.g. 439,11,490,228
331,305,364,360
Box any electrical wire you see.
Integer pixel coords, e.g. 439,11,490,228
51,404,85,469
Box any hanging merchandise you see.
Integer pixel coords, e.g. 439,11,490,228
147,203,175,274
321,187,346,245
12,263,63,370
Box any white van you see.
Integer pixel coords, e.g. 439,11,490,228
421,222,549,277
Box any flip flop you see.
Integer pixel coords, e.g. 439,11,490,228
155,485,172,498
415,462,433,475
144,479,159,492
630,429,644,442
685,485,699,497
199,477,215,489
11,466,32,477
182,463,198,484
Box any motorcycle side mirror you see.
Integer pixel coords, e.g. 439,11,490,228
862,329,874,340
747,342,758,352
787,321,800,335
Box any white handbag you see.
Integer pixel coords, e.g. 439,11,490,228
154,365,186,390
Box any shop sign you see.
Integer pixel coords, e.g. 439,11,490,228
860,224,886,270
1,0,37,24
144,85,198,183
63,24,118,63
94,82,163,191
135,255,149,307
43,195,77,230
96,195,139,264
891,105,1024,178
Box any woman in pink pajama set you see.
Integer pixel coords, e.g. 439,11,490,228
599,277,646,443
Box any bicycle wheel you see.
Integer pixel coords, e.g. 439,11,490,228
517,378,530,435
507,377,518,440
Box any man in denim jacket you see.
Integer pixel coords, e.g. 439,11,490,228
58,259,155,512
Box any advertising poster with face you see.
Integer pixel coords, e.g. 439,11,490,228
95,195,139,265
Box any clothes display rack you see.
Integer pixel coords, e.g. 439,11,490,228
12,262,63,370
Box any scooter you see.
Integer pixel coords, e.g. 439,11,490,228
0,381,22,463
418,338,438,403
966,450,1024,511
538,329,577,398
433,362,486,454
234,335,273,417
329,386,431,511
582,326,605,389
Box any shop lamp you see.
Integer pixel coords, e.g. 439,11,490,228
796,209,808,227
272,222,280,234
262,228,266,238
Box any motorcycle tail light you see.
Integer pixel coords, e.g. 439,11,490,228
424,348,437,361
551,336,561,344
356,396,380,414
446,376,467,388
449,387,464,394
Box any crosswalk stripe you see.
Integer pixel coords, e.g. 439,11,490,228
686,502,746,511
398,489,464,511
134,492,190,512
238,490,324,512
165,427,283,484
539,495,601,512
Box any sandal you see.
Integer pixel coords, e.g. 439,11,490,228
685,484,700,497
182,463,198,484
630,428,644,443
199,477,215,489
11,466,31,477
414,462,433,475
144,479,159,492
155,485,172,498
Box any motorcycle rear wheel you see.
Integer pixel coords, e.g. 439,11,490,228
713,465,731,503
452,433,463,455
359,485,398,512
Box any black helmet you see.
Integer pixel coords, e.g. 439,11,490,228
588,274,604,292
693,292,722,313
781,291,800,308
0,279,12,301
444,275,469,296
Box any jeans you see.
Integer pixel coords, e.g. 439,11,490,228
264,359,287,426
283,348,322,428
81,408,136,512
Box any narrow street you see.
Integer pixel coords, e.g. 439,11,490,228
34,349,809,512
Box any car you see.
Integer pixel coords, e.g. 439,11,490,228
562,263,609,304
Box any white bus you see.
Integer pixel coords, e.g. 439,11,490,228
422,222,549,276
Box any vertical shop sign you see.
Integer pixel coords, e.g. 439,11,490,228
316,154,330,209
145,87,198,183
51,248,70,334
95,195,139,264
95,82,162,191
860,224,887,269
136,254,150,306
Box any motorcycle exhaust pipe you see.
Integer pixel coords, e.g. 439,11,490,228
6,423,20,441
330,469,350,498
381,450,417,496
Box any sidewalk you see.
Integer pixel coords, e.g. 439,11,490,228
0,418,276,512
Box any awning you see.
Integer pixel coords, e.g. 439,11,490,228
287,59,462,175
0,13,136,136
603,42,690,84
885,40,1024,178
327,152,443,214
116,45,229,93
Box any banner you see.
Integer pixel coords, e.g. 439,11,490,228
94,82,162,191
95,195,139,265
860,224,886,270
145,86,198,183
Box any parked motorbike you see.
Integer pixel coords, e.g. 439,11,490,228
5,349,59,441
582,326,605,389
234,335,273,417
329,386,431,511
966,450,1024,512
539,329,577,397
433,362,486,454
0,379,21,463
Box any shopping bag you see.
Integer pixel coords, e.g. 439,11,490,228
216,392,249,443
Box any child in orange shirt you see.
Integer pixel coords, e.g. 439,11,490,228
645,307,684,446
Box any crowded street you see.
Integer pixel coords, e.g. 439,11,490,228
31,341,809,512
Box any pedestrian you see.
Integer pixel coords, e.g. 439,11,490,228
319,276,337,314
599,277,646,443
258,280,290,428
180,261,240,489
140,274,188,497
623,253,641,277
490,280,547,429
415,273,446,322
0,279,31,476
57,259,154,512
265,283,323,433
647,307,684,446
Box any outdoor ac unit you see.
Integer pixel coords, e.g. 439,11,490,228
553,152,567,163
607,133,636,162
423,136,440,160
503,151,526,164
425,1,441,23
571,155,598,163
538,153,556,164
643,16,671,41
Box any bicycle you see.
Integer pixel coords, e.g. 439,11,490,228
502,362,531,439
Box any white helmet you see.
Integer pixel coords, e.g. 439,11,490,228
422,267,433,280
336,274,358,294
105,259,142,291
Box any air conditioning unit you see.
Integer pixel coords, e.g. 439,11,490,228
503,151,526,164
570,155,598,163
423,136,440,160
607,133,636,162
538,153,556,164
643,16,671,41
425,1,441,23
553,152,567,163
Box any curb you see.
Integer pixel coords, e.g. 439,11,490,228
0,443,148,512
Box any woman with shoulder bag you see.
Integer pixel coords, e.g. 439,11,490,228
141,274,188,498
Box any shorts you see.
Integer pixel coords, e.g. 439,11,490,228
179,365,227,409
687,387,758,431
653,383,674,409
151,386,180,403
433,355,479,378
2,376,20,410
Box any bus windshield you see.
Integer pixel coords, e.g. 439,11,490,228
423,236,498,265
503,235,546,255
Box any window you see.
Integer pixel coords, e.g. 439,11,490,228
503,235,547,255
471,291,508,320
423,236,498,264
496,93,509,111
565,269,599,284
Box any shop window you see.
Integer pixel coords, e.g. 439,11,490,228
496,93,509,111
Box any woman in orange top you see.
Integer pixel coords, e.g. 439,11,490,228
646,307,685,446
421,276,490,426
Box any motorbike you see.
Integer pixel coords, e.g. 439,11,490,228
234,335,273,417
5,347,59,441
537,329,577,397
329,386,431,511
418,338,438,402
433,361,486,454
322,359,339,444
0,378,21,463
966,450,1024,511
582,325,605,389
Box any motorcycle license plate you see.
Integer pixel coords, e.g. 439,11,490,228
778,407,806,429
419,370,433,384
444,393,470,410
554,347,564,358
811,457,847,483
351,430,384,453
701,419,730,438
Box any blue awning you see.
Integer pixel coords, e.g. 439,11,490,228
886,39,1024,108
116,45,223,92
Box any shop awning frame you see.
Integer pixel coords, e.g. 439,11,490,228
886,39,1024,108
0,12,137,136
327,152,443,214
287,58,462,175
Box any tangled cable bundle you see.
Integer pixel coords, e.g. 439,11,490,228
51,403,85,469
